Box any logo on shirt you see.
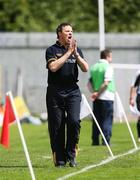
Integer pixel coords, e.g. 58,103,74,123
66,58,76,63
56,53,63,57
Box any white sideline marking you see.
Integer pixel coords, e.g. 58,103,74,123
57,147,140,180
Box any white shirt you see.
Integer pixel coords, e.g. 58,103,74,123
98,59,115,101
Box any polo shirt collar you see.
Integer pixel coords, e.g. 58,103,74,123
56,41,66,48
99,59,109,64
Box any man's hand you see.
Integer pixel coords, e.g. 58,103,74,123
129,98,135,106
68,38,76,54
91,92,98,101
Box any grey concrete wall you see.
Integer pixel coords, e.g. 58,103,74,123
0,32,140,117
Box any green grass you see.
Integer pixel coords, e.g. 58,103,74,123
0,120,140,180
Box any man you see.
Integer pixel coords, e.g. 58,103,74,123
45,23,88,167
89,49,115,146
129,70,140,142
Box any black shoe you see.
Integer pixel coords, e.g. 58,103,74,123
69,158,77,167
92,142,99,146
55,161,65,168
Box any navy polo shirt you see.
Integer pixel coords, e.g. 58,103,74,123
45,41,84,86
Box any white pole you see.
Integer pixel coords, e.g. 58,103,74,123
115,92,138,149
17,69,23,97
98,0,105,51
82,95,114,158
7,91,36,180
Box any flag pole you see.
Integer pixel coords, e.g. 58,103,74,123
114,92,123,123
7,91,36,180
98,0,105,51
82,94,114,158
115,92,138,149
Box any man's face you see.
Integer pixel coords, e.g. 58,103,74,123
59,25,73,45
107,53,112,63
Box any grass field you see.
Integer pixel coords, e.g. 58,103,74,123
0,119,140,180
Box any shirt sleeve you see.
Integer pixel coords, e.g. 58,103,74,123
104,66,114,81
77,47,84,58
45,47,56,69
132,70,140,87
131,72,137,86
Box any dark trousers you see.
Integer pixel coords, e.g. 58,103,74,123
46,84,81,164
136,94,140,137
92,99,114,145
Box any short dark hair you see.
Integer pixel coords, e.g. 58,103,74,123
56,22,72,39
100,49,112,59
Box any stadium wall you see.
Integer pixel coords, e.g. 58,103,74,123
0,33,140,117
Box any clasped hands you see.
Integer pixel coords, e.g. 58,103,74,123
68,38,79,56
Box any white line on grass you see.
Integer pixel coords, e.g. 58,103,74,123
57,147,140,180
42,155,51,159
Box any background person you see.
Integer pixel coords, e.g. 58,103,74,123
0,96,5,126
45,22,89,167
88,49,115,146
129,70,140,142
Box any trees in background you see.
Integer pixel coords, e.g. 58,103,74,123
0,0,140,32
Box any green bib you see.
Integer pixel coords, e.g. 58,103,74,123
90,61,115,92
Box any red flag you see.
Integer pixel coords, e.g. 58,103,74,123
0,95,16,148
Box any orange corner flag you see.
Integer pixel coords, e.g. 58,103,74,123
0,95,16,148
